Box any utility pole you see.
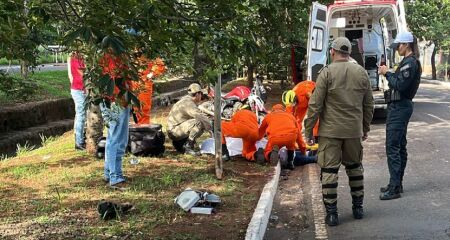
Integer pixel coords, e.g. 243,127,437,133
214,74,223,179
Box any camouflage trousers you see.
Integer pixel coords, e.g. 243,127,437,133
167,119,205,142
318,137,364,205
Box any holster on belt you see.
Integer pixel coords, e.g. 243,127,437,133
384,89,402,103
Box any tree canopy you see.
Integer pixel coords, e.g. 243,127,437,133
406,0,450,79
1,0,336,100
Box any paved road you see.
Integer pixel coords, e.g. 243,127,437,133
0,63,67,73
267,80,450,240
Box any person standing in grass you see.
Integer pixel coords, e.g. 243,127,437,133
99,50,132,190
68,51,86,150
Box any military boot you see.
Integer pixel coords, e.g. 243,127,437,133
380,184,403,193
183,139,200,156
379,185,401,200
222,144,231,161
269,145,280,166
286,150,295,170
352,196,364,219
254,148,265,165
324,203,339,226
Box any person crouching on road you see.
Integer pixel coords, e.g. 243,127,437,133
378,31,421,200
258,104,303,170
304,37,374,226
167,83,211,156
221,109,264,164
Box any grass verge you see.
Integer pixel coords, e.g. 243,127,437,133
0,124,272,240
0,70,69,105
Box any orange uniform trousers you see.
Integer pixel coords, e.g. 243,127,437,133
222,110,259,161
135,80,153,124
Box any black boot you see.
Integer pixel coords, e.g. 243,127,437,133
183,139,200,156
172,138,187,153
324,203,339,226
380,184,403,193
254,148,265,165
269,145,279,165
222,144,231,161
286,150,295,170
352,196,364,219
379,185,401,200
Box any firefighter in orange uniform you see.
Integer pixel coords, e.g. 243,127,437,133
284,80,319,135
258,104,303,169
221,109,265,164
133,54,166,125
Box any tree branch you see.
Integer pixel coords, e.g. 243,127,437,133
56,0,71,23
64,0,84,23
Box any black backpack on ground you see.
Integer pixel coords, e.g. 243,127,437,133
95,124,165,158
128,124,165,157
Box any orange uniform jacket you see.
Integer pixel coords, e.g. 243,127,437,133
259,110,304,159
286,81,319,145
222,110,260,161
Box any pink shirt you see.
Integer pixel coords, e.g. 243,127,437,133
70,56,85,90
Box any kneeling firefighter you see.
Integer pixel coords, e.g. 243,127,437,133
221,109,265,163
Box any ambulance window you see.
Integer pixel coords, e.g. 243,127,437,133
312,27,324,51
317,9,326,22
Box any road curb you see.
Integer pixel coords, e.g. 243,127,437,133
245,162,281,240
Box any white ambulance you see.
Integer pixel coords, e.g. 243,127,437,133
307,0,408,114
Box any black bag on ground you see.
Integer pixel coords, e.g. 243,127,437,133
128,124,165,156
96,137,107,159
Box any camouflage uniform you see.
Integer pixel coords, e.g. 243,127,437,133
304,37,374,224
167,96,211,142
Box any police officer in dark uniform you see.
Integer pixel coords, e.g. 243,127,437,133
378,31,422,200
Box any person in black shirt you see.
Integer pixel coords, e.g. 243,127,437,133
378,31,422,200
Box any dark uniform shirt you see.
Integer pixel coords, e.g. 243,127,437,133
385,55,422,102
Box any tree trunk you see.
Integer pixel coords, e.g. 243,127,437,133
20,60,28,79
193,40,201,81
247,64,254,87
86,103,104,154
214,74,223,179
431,45,437,80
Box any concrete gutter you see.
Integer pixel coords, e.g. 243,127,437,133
245,162,281,240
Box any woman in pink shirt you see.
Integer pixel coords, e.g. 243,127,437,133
68,51,86,150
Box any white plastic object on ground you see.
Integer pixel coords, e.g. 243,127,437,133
174,188,200,211
200,137,268,156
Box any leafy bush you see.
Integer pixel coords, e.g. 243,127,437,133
0,71,40,101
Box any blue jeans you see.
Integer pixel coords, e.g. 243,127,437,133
386,99,413,187
101,104,130,185
71,89,86,146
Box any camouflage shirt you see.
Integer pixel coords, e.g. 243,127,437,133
167,96,211,131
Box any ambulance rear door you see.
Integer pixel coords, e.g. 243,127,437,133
307,2,329,82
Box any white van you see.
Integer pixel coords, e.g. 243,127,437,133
306,0,408,114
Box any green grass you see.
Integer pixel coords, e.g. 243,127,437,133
0,131,271,239
0,70,70,104
31,70,70,99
